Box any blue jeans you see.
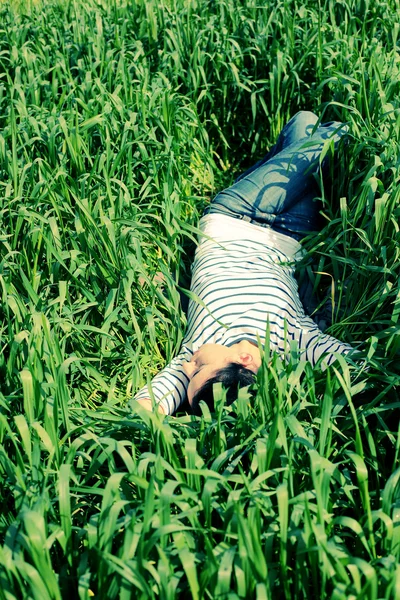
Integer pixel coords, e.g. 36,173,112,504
205,111,348,241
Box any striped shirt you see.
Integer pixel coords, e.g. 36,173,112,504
134,214,352,414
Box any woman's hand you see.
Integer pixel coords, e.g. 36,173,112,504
136,398,166,414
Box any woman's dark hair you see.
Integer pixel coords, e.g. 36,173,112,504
191,363,256,416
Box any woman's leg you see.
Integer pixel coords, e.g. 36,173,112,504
234,111,319,183
207,111,348,239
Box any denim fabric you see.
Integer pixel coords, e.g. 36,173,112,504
205,111,348,241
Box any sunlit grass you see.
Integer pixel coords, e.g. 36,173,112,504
0,0,400,597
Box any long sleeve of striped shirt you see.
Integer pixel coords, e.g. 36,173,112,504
134,345,192,415
133,213,353,414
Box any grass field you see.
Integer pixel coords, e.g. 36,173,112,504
1,0,400,597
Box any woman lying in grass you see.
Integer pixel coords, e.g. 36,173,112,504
133,111,354,416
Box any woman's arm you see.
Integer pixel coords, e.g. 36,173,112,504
130,345,192,415
294,316,354,367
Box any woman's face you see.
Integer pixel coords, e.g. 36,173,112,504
182,344,231,404
182,342,261,404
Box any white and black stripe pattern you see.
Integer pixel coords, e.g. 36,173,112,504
134,214,352,414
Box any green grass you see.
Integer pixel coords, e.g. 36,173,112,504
0,0,400,597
